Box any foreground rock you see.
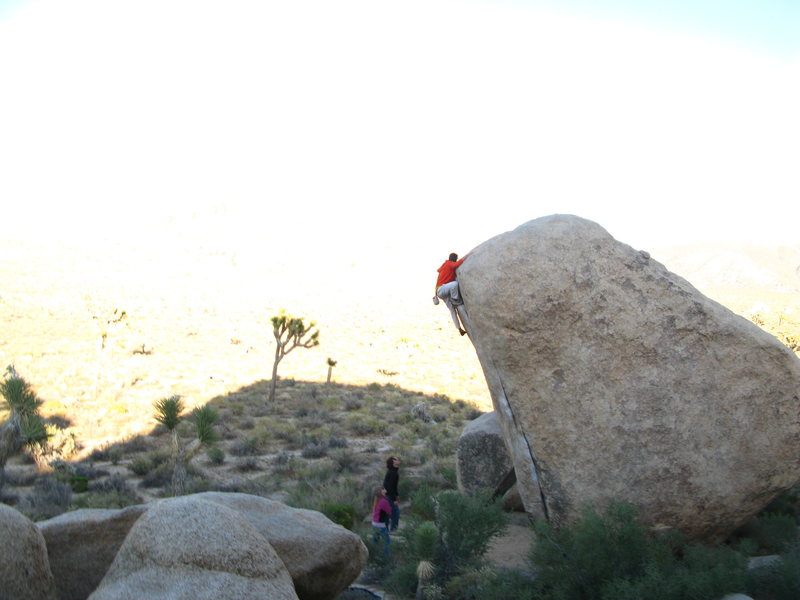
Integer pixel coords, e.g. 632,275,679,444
456,411,515,497
40,492,366,600
458,214,800,540
0,503,57,600
39,505,147,600
196,492,368,600
88,496,298,600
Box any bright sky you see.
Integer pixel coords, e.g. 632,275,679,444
1,0,798,270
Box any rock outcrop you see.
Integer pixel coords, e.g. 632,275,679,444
195,492,368,600
456,411,515,498
36,492,366,600
458,214,800,540
87,496,298,600
39,505,147,600
0,503,57,600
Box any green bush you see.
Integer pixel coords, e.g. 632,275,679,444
445,567,538,600
532,501,748,600
410,482,439,520
751,513,799,554
747,541,800,600
320,502,358,530
72,474,142,509
206,446,225,465
435,489,508,571
19,477,72,521
128,456,153,476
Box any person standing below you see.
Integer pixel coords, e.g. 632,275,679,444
383,456,401,533
371,486,392,555
434,252,468,336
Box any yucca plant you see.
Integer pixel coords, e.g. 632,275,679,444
153,395,219,496
413,521,441,600
0,366,49,491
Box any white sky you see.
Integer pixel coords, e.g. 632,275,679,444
1,0,798,267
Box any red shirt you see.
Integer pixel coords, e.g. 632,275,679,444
436,258,465,289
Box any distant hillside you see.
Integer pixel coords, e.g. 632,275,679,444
651,243,800,354
653,243,800,295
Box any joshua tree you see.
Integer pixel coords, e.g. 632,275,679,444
268,311,319,402
153,395,218,496
0,366,49,491
412,521,441,600
326,357,337,384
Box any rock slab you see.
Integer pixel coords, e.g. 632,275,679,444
458,214,800,540
87,496,298,600
0,503,57,600
39,505,147,600
456,411,515,497
195,491,368,600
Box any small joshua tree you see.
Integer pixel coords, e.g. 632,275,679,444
326,357,337,384
0,366,49,491
268,311,320,402
153,395,218,496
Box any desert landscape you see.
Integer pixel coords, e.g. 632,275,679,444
2,226,800,599
1,231,798,458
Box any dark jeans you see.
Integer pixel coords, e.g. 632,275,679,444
390,501,400,531
372,525,390,555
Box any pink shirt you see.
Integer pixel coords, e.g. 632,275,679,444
372,496,392,527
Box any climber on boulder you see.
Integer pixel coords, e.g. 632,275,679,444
434,252,469,336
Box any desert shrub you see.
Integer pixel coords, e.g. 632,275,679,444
3,468,38,486
330,448,362,473
445,567,538,600
328,436,348,448
235,457,261,472
239,417,256,430
763,486,800,519
73,462,107,480
73,474,142,509
32,425,80,464
415,457,457,490
464,407,484,420
287,477,371,517
747,541,800,600
383,562,420,597
342,395,363,411
270,421,302,447
229,437,260,457
344,414,389,436
751,513,799,554
272,451,301,476
410,482,439,520
139,462,172,488
321,502,358,529
532,501,748,600
206,446,225,465
69,476,89,492
118,436,152,454
301,440,329,459
435,489,508,571
299,458,337,483
0,489,18,505
20,476,72,521
128,456,153,476
428,431,456,457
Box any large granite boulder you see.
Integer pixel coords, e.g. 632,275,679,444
458,214,800,540
38,505,147,600
195,492,368,600
88,496,298,600
0,503,57,600
456,411,516,497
